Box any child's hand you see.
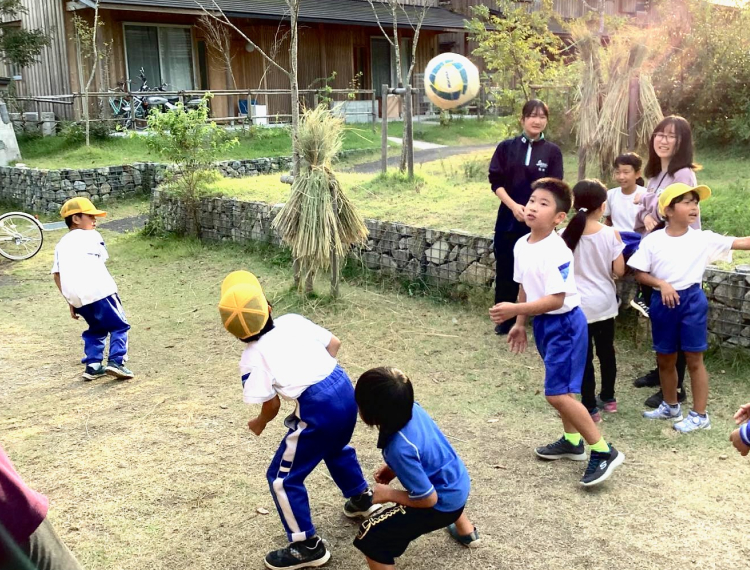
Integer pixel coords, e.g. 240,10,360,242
374,464,396,484
248,417,267,436
507,325,527,354
69,305,79,320
660,283,680,309
734,403,750,424
644,214,658,232
489,302,517,324
730,429,750,456
372,483,392,505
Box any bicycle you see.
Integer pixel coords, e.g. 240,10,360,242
0,211,45,261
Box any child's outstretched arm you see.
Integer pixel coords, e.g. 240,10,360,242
489,291,565,324
732,237,750,250
53,272,78,320
248,395,281,436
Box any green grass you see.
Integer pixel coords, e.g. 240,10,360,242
15,126,385,170
388,116,514,146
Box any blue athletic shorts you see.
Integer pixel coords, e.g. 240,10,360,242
650,283,708,354
532,307,588,396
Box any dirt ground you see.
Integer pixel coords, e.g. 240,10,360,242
2,227,749,570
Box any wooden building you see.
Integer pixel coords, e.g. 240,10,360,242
3,0,468,120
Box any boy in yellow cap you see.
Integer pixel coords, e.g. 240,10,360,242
219,271,379,570
52,198,133,380
629,183,750,432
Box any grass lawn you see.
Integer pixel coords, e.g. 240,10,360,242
2,223,750,570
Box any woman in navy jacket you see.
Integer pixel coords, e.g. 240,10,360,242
488,100,564,334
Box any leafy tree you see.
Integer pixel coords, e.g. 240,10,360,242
145,96,238,236
0,0,50,69
652,0,750,144
466,0,564,112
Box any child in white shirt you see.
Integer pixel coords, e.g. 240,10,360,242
218,271,378,569
605,153,647,233
52,197,133,381
562,180,625,422
628,183,750,433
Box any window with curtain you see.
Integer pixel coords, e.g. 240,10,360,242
124,24,195,91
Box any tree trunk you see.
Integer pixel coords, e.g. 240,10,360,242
404,85,414,179
289,2,301,177
578,145,587,180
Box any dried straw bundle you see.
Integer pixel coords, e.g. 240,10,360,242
637,73,663,146
273,106,368,290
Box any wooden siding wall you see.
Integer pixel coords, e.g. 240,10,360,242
447,0,619,19
80,9,439,120
2,0,72,117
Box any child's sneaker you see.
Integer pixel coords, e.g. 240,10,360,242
447,523,480,548
630,294,650,318
643,401,682,421
343,489,381,519
601,399,618,414
82,363,106,381
589,409,603,424
105,361,134,380
264,536,330,570
580,445,625,487
535,436,586,461
673,410,711,433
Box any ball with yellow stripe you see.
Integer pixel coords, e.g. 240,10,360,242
219,271,269,340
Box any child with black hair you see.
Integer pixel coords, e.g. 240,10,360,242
219,271,379,570
562,180,626,422
352,367,478,570
490,178,624,486
605,152,646,233
628,184,750,433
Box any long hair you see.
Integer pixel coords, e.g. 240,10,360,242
644,116,697,179
521,99,549,118
563,179,608,252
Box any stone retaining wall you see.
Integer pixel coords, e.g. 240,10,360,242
149,191,750,349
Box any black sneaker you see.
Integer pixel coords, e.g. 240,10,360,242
105,361,134,380
264,536,330,570
82,363,106,381
580,445,625,487
633,368,660,388
630,294,650,318
535,436,586,461
645,388,686,409
343,489,381,519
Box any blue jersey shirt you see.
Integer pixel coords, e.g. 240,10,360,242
378,403,470,512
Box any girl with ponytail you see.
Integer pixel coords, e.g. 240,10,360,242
562,180,626,422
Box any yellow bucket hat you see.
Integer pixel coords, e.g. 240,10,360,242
218,271,269,339
658,183,711,217
60,197,107,219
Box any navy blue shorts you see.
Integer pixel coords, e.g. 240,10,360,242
532,307,588,396
650,283,708,354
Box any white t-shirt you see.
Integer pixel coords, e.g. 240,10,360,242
628,228,734,290
239,313,337,404
567,226,625,323
604,185,646,232
513,231,581,315
50,229,117,308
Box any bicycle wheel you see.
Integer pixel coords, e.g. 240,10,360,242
0,212,44,261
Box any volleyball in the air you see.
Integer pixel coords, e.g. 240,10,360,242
424,53,480,110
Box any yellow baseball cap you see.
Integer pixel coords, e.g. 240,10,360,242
60,197,107,219
658,183,711,216
218,272,269,339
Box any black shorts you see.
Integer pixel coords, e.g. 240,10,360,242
353,504,464,565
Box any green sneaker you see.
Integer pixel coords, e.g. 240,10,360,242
105,361,134,380
82,363,106,381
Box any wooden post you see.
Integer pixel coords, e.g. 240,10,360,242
627,75,640,151
129,88,136,130
578,146,587,181
404,85,414,180
371,88,376,131
248,90,254,125
381,84,388,175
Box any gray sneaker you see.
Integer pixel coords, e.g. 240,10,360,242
643,401,682,421
105,361,134,380
82,363,106,381
674,410,711,433
448,523,480,548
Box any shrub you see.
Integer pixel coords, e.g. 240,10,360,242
58,121,112,145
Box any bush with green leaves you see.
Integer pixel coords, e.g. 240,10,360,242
145,96,238,235
58,121,112,145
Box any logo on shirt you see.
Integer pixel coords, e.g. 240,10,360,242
558,261,570,281
241,372,250,387
536,160,548,172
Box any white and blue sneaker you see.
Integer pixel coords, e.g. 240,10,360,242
643,401,683,421
674,410,711,433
